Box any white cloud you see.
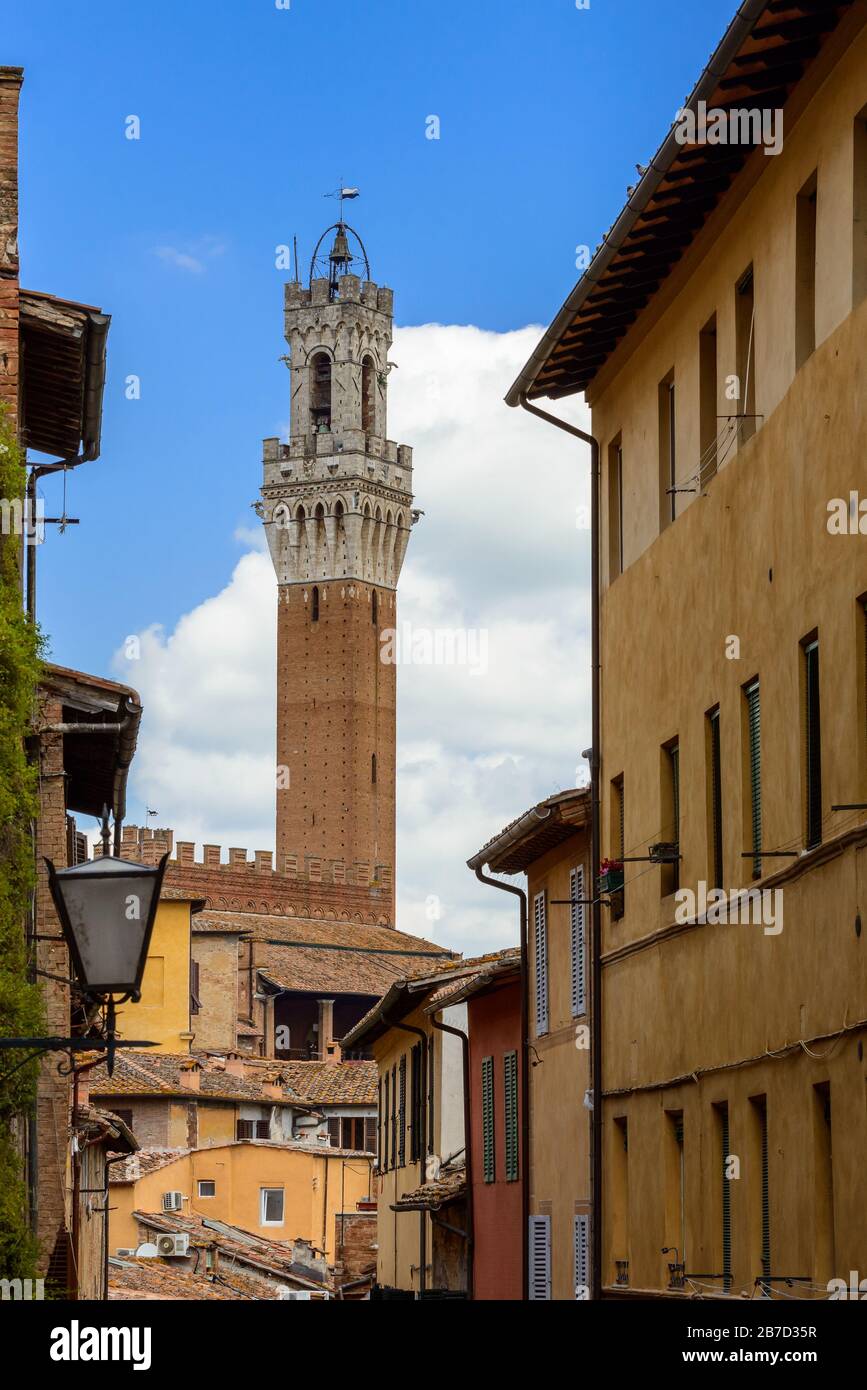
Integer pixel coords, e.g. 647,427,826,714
153,235,227,275
116,324,592,957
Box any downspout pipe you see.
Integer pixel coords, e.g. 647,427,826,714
431,1013,473,1299
470,868,530,1301
515,393,603,1301
381,1013,428,1298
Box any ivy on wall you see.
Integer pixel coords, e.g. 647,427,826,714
0,406,44,1277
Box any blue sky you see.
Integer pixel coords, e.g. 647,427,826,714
11,0,735,675
12,2,738,947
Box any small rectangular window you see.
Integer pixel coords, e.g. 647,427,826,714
608,435,624,578
744,679,762,879
261,1187,284,1226
854,108,867,305
398,1054,407,1167
796,172,818,369
661,739,680,896
611,775,625,921
699,313,719,483
570,867,587,1017
735,266,757,444
707,706,723,891
482,1056,496,1183
236,1119,253,1140
532,891,549,1036
198,1180,216,1199
503,1051,519,1183
803,638,822,849
658,370,676,529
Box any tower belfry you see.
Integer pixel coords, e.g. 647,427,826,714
261,212,415,923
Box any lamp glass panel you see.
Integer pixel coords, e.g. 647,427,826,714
57,861,159,991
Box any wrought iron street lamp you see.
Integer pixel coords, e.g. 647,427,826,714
0,811,163,1076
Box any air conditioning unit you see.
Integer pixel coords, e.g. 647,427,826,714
156,1233,189,1258
162,1191,184,1212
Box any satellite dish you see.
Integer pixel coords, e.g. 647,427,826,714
135,1243,159,1259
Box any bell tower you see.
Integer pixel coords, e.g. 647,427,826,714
261,216,415,924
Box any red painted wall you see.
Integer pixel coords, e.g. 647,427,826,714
468,981,523,1300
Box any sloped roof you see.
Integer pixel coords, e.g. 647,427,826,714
109,1258,242,1302
213,910,455,996
276,1061,377,1106
469,788,590,875
88,1052,287,1104
342,948,522,1050
506,0,860,403
131,1210,328,1289
391,1163,467,1212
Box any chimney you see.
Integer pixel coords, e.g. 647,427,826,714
318,999,337,1065
178,1062,200,1091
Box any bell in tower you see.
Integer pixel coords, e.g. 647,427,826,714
260,204,417,924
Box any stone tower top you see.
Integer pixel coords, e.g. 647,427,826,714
261,221,416,590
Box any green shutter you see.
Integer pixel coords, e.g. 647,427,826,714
398,1055,407,1167
482,1056,495,1183
503,1051,519,1182
746,680,762,878
721,1104,732,1293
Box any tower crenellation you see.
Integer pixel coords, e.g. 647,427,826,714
260,218,416,922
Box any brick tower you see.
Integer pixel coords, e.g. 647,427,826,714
260,217,415,924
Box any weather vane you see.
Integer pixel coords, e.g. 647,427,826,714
325,181,360,224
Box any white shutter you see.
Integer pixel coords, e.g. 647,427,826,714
529,1215,551,1300
574,1214,590,1299
533,891,549,1037
570,867,587,1017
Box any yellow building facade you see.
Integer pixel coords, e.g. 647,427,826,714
115,896,199,1054
110,1141,372,1260
508,1,867,1299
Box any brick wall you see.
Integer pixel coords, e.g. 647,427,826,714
335,1210,377,1282
34,693,73,1281
0,67,21,424
191,933,239,1053
276,582,396,922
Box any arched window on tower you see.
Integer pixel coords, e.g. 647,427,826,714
371,589,378,626
371,753,377,785
311,586,320,622
310,352,332,432
361,355,375,433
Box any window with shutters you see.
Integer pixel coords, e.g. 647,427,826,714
364,1115,377,1155
574,1214,590,1299
327,1116,341,1147
190,959,201,1016
803,637,822,849
608,434,624,579
383,1071,390,1171
860,598,867,797
744,679,762,879
398,1055,407,1166
706,706,723,891
409,1042,422,1162
391,1064,398,1169
735,265,757,444
658,369,677,530
377,1077,382,1167
612,1117,629,1282
481,1056,495,1183
236,1119,253,1140
813,1082,835,1282
750,1095,771,1296
610,775,625,919
716,1102,733,1293
529,1215,552,1300
664,1111,686,1273
503,1051,519,1182
427,1036,435,1155
532,891,549,1037
661,739,680,896
570,867,587,1017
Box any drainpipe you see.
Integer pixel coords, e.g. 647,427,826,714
471,869,530,1300
381,1013,428,1297
516,393,603,1302
430,1013,473,1298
